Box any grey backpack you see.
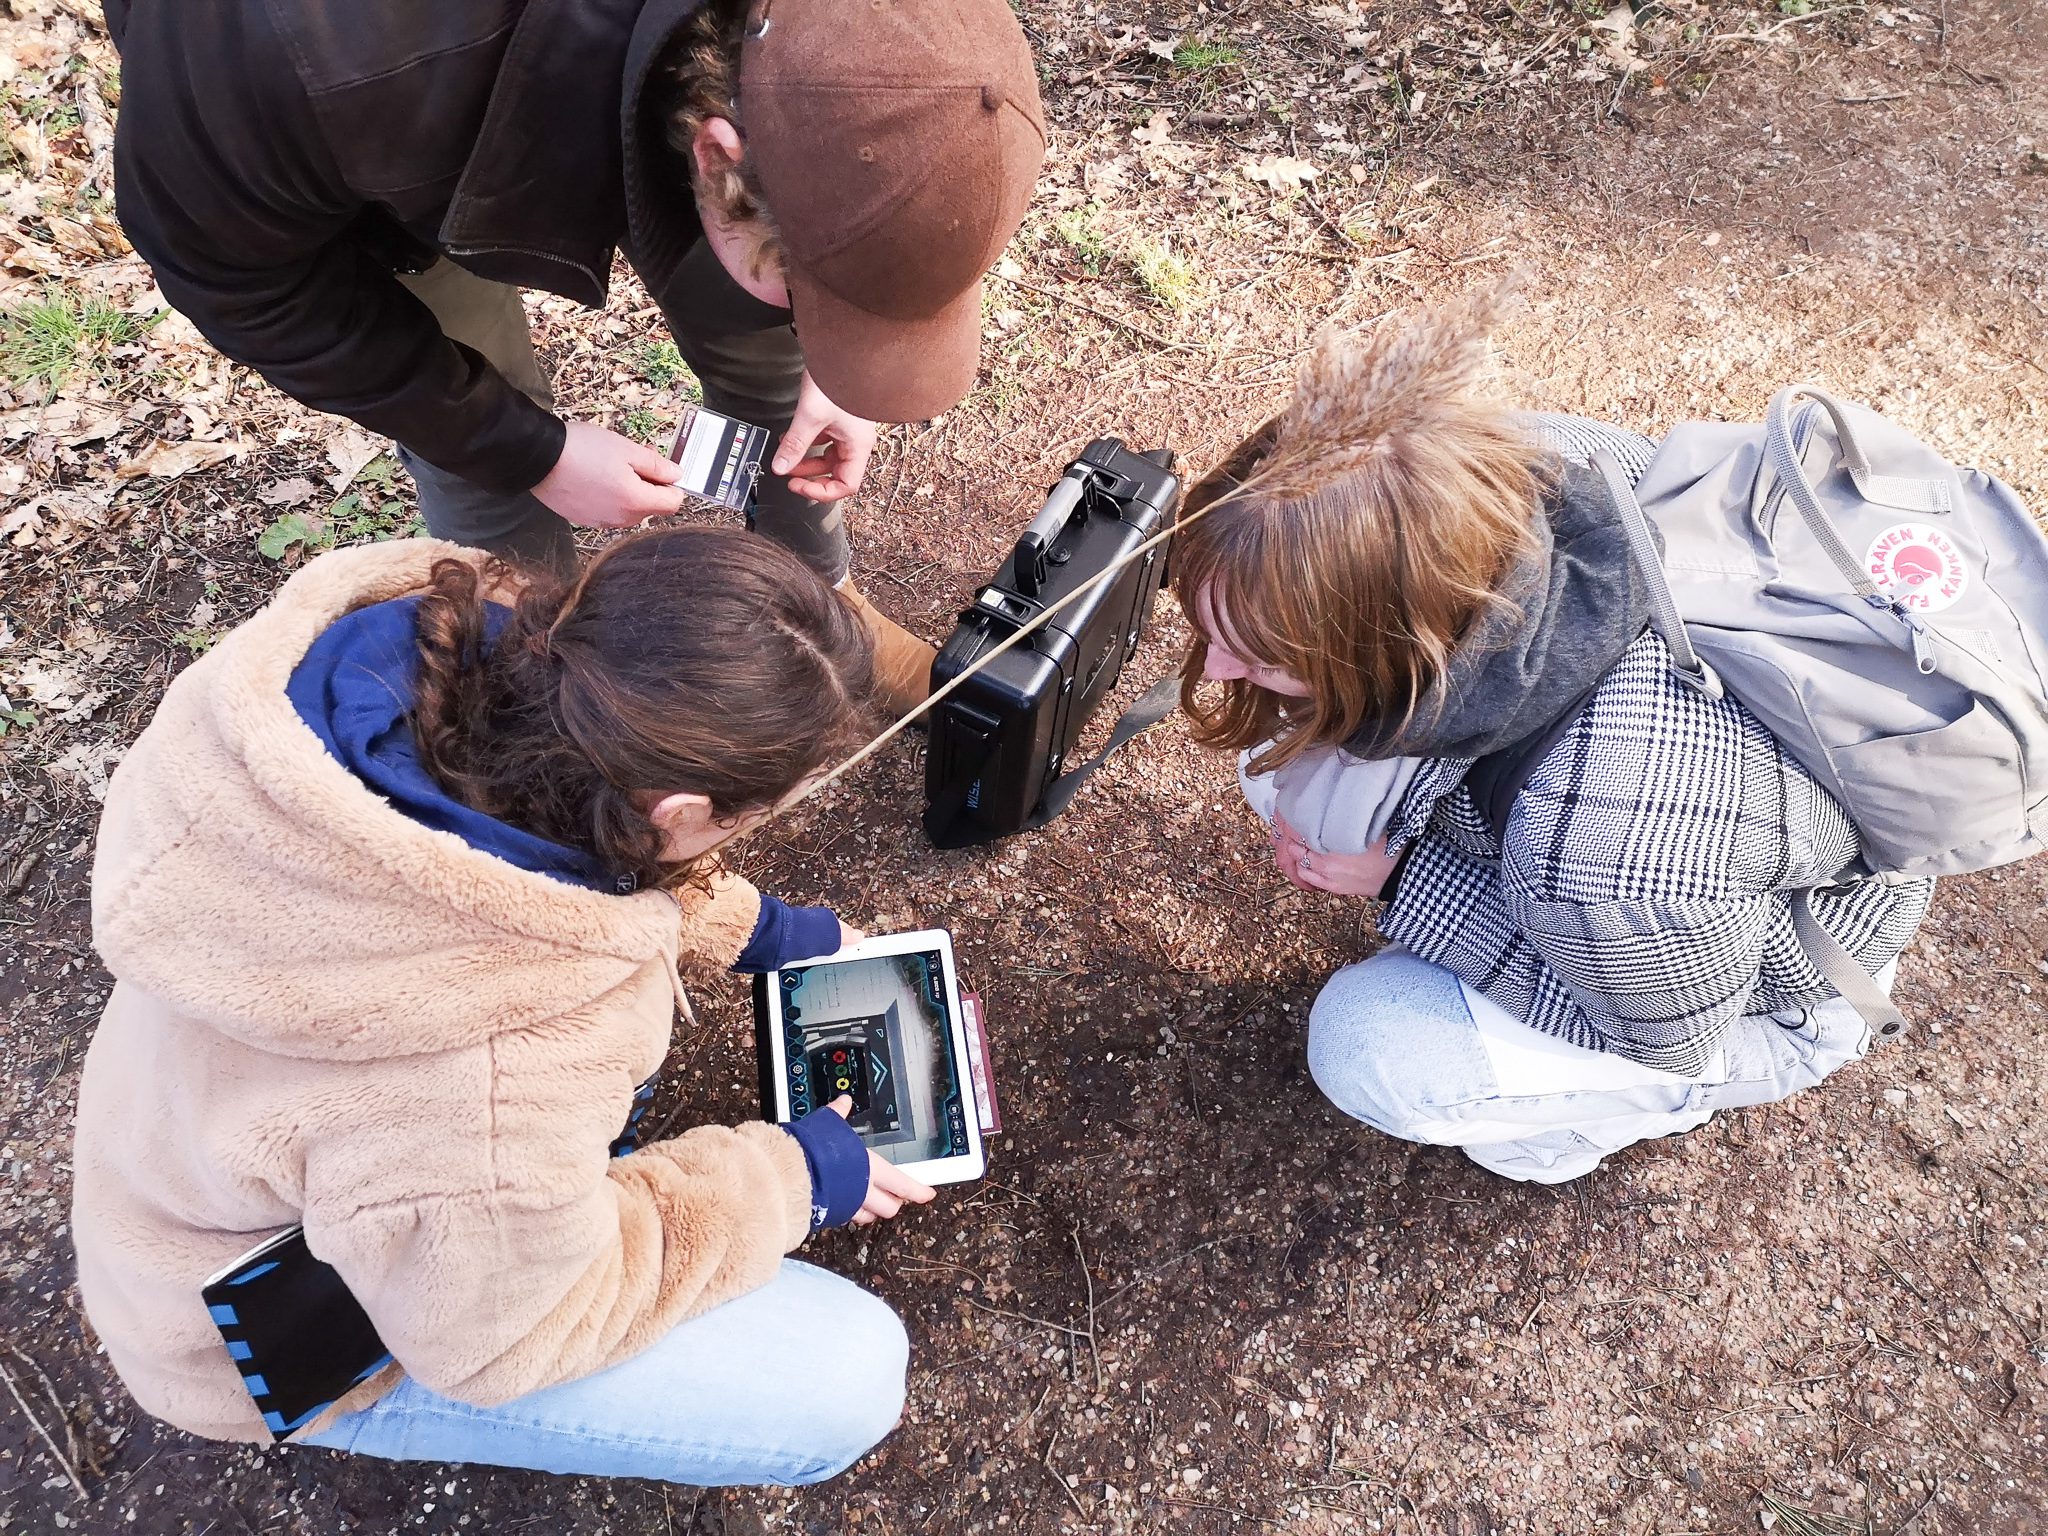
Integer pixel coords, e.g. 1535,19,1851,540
1536,389,2048,1034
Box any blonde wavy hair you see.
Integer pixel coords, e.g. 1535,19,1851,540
656,0,785,280
1177,287,1551,774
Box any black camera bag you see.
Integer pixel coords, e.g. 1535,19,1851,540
923,439,1181,848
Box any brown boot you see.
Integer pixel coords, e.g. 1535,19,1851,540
839,581,937,718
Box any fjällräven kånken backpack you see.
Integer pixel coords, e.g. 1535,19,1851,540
1565,387,2048,1034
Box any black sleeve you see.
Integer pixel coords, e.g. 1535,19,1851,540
110,0,565,494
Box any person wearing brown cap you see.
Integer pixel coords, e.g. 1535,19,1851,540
104,0,1046,713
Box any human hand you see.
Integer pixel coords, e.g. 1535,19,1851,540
532,421,688,528
1271,814,1400,898
836,920,867,952
822,1095,936,1225
771,372,876,502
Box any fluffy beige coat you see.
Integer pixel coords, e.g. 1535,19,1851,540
72,539,814,1444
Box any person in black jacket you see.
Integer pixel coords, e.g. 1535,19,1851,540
105,0,1046,712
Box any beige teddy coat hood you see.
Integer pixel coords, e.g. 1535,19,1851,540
72,539,815,1444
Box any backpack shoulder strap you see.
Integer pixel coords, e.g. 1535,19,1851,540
1789,888,1910,1041
1587,451,1725,701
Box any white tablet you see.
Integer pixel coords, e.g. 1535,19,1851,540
753,928,986,1187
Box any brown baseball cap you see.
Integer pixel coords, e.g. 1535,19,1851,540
740,0,1047,423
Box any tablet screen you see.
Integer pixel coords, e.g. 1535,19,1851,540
777,949,972,1166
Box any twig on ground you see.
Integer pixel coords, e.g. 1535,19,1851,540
1890,1474,1941,1535
1071,1221,1103,1391
1012,1381,1054,1448
0,1344,87,1502
1710,5,1868,43
1158,1497,1282,1526
990,272,1206,357
1508,25,1576,80
1042,1418,1092,1522
1095,1232,1249,1312
963,1294,1082,1340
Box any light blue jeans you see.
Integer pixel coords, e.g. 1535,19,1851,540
299,1260,906,1485
1308,948,1876,1183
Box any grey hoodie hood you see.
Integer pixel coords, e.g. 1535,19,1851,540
1346,459,1653,763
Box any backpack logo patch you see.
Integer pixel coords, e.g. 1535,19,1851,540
1865,522,1969,612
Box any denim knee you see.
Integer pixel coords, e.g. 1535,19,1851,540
1306,953,1486,1134
796,1286,910,1483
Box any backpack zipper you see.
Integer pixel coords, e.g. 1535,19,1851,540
1866,592,1939,675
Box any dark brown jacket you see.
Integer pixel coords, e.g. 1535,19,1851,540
106,0,710,494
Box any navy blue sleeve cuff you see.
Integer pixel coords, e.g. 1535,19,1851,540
732,895,843,974
783,1111,870,1231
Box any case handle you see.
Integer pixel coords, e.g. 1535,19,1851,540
1011,472,1089,597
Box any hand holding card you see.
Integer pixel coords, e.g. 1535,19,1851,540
668,405,770,513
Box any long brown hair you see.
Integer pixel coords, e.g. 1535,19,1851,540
411,526,872,891
1177,289,1550,774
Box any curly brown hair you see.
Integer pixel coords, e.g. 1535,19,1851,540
653,0,785,280
409,527,872,893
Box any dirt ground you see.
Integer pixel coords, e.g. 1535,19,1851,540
3,1,2046,1533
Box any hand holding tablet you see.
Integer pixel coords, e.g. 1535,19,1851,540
755,928,989,1187
815,1095,937,1224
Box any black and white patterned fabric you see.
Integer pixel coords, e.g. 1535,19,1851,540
1380,630,1934,1076
1518,412,1660,483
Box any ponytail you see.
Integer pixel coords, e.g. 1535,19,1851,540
408,529,873,891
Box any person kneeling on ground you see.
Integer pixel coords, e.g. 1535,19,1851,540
1174,293,1932,1184
72,526,931,1482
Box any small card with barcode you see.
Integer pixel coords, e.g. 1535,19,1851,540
668,405,769,512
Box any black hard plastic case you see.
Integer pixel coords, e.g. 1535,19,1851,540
923,439,1180,848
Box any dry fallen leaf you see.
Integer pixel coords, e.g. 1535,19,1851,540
1083,155,1131,198
1131,109,1174,148
1,235,65,277
115,439,242,481
1589,3,1643,71
0,400,123,447
1243,154,1322,193
183,402,237,444
324,426,383,491
5,123,48,180
1,506,43,548
43,214,109,260
258,476,321,507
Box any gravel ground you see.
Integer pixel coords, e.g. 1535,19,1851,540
2,1,2044,1533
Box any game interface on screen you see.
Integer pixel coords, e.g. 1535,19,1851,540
778,951,971,1165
